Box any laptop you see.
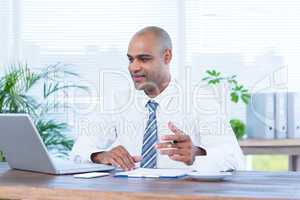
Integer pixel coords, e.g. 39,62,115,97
0,114,115,174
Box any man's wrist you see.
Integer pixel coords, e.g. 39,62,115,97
90,151,105,163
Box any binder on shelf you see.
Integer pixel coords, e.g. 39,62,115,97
275,92,287,139
287,92,300,138
246,92,275,139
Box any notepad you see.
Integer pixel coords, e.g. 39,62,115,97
114,168,192,178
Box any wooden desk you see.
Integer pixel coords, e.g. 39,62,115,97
239,139,300,171
0,163,300,200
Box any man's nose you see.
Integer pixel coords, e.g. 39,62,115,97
129,60,142,72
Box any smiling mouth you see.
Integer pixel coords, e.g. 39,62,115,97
132,75,146,82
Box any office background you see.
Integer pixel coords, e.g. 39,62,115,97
0,0,299,170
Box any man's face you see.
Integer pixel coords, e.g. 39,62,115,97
127,33,168,91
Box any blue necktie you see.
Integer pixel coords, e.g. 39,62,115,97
140,100,158,168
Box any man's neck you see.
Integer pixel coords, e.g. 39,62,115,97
144,75,171,98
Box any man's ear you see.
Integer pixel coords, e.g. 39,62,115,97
163,49,172,65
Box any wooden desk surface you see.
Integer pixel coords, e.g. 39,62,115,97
0,163,300,200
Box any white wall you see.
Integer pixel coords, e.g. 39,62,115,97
0,0,299,139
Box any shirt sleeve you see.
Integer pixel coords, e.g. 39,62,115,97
189,124,246,172
70,115,118,163
191,143,246,172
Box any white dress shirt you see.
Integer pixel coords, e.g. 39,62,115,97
71,79,245,172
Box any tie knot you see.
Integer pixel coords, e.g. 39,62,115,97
146,100,158,112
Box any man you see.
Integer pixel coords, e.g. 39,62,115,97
71,26,245,171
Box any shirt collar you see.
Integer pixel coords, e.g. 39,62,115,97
138,77,179,110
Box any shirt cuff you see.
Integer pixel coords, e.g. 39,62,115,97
190,145,243,172
70,145,108,163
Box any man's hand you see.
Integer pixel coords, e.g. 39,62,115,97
92,145,141,171
156,122,206,165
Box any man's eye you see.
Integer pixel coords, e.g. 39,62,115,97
140,57,150,62
128,58,133,63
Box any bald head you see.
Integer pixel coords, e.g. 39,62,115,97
127,26,172,97
132,26,172,53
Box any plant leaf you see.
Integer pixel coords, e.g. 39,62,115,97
206,70,214,76
0,63,87,156
230,92,239,103
230,119,246,140
241,93,251,104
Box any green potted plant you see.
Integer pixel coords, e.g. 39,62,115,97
0,63,88,161
202,69,250,140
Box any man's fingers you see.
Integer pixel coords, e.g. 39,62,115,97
112,146,135,170
120,155,134,170
158,148,180,156
110,147,133,170
118,147,135,167
109,157,120,168
156,142,177,149
120,146,135,164
168,122,184,135
112,155,128,170
160,134,189,142
156,141,191,149
158,147,190,156
132,156,142,162
115,152,134,170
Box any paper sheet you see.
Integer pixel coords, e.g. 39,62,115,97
115,168,193,178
